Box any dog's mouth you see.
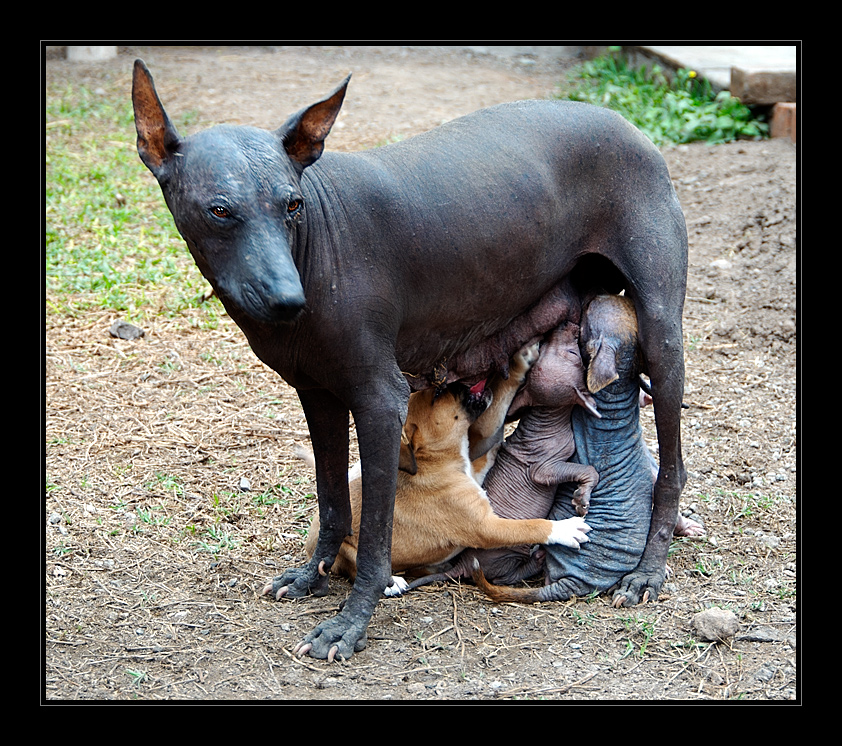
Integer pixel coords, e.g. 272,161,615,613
458,378,492,420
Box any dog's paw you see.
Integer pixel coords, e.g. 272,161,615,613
572,486,591,517
383,575,410,597
261,560,330,600
511,341,540,379
547,516,592,549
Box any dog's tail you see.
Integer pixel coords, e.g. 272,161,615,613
294,444,360,483
293,443,316,470
471,559,544,604
403,570,465,593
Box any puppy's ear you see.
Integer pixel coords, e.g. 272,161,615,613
399,425,418,475
586,335,619,394
574,387,601,418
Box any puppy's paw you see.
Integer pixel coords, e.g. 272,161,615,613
572,486,591,517
512,341,540,378
547,516,592,550
383,575,410,597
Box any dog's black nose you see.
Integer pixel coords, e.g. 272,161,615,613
263,292,307,323
236,281,306,324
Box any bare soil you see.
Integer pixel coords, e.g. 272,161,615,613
44,45,798,701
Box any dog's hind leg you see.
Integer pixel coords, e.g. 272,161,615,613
606,214,688,606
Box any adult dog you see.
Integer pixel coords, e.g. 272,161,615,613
132,61,688,661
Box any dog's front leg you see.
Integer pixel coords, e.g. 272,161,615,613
264,388,351,600
295,371,409,662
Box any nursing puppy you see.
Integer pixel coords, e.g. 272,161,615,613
304,347,591,595
474,295,667,606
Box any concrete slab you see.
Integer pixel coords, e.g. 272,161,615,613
66,46,118,62
631,45,798,104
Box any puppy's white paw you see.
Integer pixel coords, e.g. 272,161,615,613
547,516,592,549
383,575,410,597
513,341,540,377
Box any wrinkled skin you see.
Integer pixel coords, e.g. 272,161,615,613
406,322,600,590
544,296,655,604
132,61,688,661
475,295,672,605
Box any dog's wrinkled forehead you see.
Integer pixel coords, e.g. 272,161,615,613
184,126,296,182
170,127,301,213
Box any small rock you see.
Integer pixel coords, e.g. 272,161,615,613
757,533,781,550
691,607,740,641
109,320,145,341
239,477,251,492
754,665,776,683
737,627,782,643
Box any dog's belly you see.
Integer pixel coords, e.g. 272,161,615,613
399,279,579,390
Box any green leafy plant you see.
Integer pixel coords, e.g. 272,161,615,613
560,50,768,146
195,525,239,554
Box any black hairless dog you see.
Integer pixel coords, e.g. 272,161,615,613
132,62,688,661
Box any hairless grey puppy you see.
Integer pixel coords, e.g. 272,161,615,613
402,321,599,592
475,295,702,606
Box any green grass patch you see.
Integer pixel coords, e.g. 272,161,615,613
620,613,656,658
45,81,215,320
559,49,768,146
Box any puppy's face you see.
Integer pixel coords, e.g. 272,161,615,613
399,384,491,474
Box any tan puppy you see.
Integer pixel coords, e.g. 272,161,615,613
304,346,591,596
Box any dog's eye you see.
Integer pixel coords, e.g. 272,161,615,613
210,205,230,218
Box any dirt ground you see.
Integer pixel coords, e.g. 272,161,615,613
44,45,798,701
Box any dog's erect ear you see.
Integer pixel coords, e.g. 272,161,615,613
132,59,182,179
398,425,418,475
277,75,350,172
585,335,619,394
